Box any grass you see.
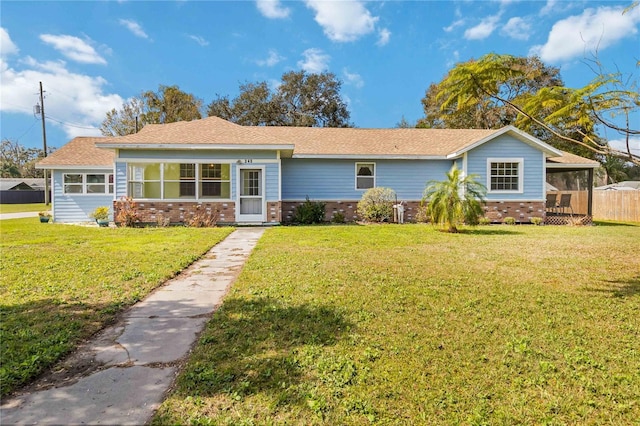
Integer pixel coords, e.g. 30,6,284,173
0,203,47,214
153,223,640,425
0,218,233,396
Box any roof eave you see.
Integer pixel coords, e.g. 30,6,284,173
546,162,600,169
292,154,449,160
96,143,295,151
449,126,564,158
36,164,114,170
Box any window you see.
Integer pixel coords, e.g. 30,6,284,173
63,173,114,195
129,163,161,198
200,164,230,198
356,162,375,190
63,174,83,194
488,159,523,192
127,162,231,200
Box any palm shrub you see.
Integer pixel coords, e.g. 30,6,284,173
357,187,396,222
293,196,326,224
422,164,486,233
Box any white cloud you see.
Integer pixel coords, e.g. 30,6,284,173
530,6,640,63
119,19,149,39
1,27,19,57
257,49,284,67
256,0,290,19
40,34,106,65
305,0,378,42
377,28,391,46
501,17,532,40
609,137,640,156
297,48,330,73
540,0,558,16
444,19,465,33
1,56,123,138
464,14,501,40
343,68,364,88
188,35,209,46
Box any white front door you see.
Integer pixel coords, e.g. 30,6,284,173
237,167,265,223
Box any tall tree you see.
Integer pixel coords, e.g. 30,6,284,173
100,85,203,136
100,97,146,137
419,55,563,130
1,139,47,178
421,53,639,165
141,85,203,125
207,71,352,127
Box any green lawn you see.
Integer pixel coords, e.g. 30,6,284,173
0,203,47,214
0,219,233,396
154,223,640,425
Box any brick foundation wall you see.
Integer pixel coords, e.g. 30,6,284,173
483,201,545,223
114,201,236,224
266,201,281,223
113,200,282,225
282,199,545,224
282,200,426,223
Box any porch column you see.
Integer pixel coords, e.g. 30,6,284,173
587,168,593,216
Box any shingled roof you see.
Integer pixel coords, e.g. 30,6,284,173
97,116,292,148
36,137,114,168
37,117,598,167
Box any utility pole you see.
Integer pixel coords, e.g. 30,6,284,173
39,81,50,205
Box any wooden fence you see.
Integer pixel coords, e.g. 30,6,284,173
547,190,639,222
593,190,640,222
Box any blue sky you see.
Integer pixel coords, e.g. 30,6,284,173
1,0,639,155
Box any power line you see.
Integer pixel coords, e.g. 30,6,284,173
45,115,99,130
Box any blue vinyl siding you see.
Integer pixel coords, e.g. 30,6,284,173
115,162,127,197
281,159,454,201
51,170,115,223
118,149,278,160
265,163,280,201
465,135,545,201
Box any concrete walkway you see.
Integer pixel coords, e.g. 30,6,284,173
0,227,266,425
0,211,39,220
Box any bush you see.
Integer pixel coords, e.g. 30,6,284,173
185,205,218,227
530,217,543,226
414,204,430,223
357,187,396,223
293,197,326,224
479,217,491,225
115,196,140,227
503,216,516,225
331,212,346,224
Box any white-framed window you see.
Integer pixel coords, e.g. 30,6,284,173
200,163,231,198
355,162,375,190
63,173,114,195
127,162,231,200
487,158,523,193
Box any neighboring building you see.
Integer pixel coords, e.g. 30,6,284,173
0,178,47,204
595,181,640,191
36,116,598,224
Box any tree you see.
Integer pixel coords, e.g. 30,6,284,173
141,85,203,125
207,71,352,127
100,97,146,136
100,85,203,136
422,53,639,165
422,164,487,233
419,55,563,130
1,139,47,178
